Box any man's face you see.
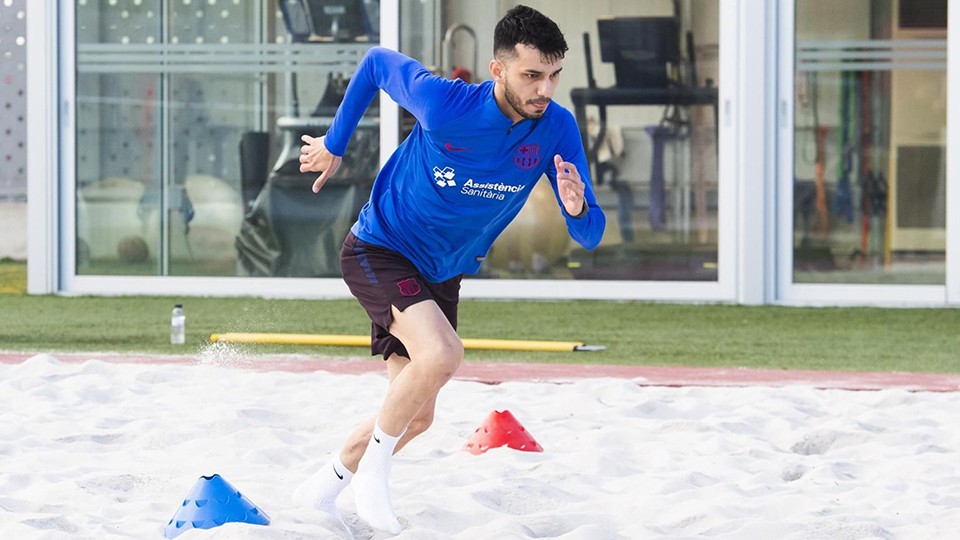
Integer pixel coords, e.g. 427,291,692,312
495,44,563,121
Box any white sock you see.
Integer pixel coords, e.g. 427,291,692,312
293,455,353,528
353,422,404,534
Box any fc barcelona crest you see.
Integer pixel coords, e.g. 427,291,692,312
396,277,421,297
514,144,540,170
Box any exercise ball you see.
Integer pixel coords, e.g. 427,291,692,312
487,179,571,273
117,235,149,264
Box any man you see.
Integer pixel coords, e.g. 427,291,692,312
293,5,605,535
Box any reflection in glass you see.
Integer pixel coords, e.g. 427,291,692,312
74,0,381,278
75,72,161,275
235,0,380,277
400,1,720,281
166,75,252,276
793,1,946,284
75,0,162,275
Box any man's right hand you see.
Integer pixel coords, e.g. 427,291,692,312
299,134,343,193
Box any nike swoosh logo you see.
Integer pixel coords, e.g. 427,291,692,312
332,464,344,480
373,434,381,444
445,142,470,152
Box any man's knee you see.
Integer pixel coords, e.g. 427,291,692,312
406,409,435,438
420,335,463,380
390,301,463,376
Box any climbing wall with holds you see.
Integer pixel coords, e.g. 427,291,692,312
0,0,26,200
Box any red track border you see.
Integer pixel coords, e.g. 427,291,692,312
2,352,958,392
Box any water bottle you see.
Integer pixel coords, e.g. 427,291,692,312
170,304,185,345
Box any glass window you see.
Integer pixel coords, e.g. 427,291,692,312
74,0,380,277
399,0,720,281
793,0,947,285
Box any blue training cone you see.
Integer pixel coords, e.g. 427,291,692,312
163,474,270,539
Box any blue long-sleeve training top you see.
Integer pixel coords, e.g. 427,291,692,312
325,46,606,282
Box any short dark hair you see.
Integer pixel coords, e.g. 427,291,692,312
493,5,568,63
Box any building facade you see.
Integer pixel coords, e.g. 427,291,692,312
25,0,960,306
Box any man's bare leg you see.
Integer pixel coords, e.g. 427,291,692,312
293,329,447,526
338,356,439,471
353,300,463,533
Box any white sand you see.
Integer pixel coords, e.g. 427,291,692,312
1,353,959,539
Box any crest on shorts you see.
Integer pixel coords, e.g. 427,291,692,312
514,144,540,170
396,277,421,297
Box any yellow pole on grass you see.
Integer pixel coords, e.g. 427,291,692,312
209,332,596,352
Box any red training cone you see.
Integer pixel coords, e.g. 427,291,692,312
464,410,543,455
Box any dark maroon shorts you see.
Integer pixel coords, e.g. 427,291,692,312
339,232,461,360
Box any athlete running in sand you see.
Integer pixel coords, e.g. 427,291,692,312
293,5,605,535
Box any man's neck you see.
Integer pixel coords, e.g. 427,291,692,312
492,83,522,123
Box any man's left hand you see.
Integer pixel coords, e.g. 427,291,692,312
554,154,586,217
300,134,343,193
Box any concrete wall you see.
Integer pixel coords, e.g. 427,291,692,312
0,0,27,260
0,201,26,259
0,0,27,201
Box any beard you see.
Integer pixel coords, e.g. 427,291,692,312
504,80,550,120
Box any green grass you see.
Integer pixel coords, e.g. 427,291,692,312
0,258,26,294
1,259,958,373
